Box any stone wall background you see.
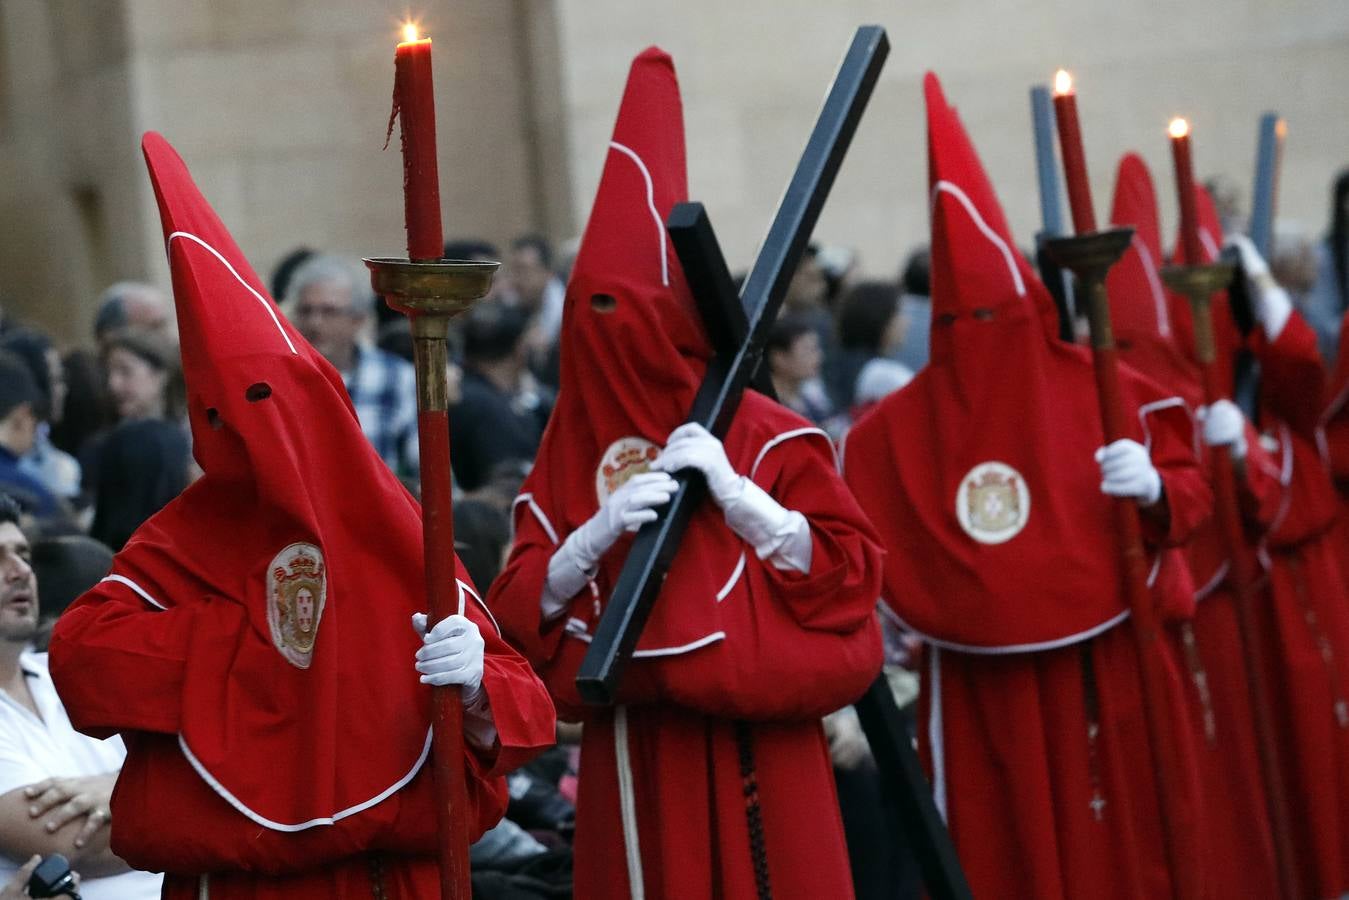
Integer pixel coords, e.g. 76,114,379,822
1,0,1345,342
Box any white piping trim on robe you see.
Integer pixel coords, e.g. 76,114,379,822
515,493,562,546
892,608,1133,656
1133,236,1172,337
167,232,297,355
177,728,433,832
930,181,1026,297
1266,424,1296,537
929,646,947,821
614,705,646,900
562,623,728,658
716,553,747,602
608,142,669,288
1194,560,1230,602
1137,396,1197,456
100,574,167,610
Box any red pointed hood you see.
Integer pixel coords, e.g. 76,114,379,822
842,73,1197,650
925,73,1059,358
529,47,708,533
104,133,459,831
1107,152,1203,404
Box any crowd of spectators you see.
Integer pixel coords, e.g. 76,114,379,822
4,164,1348,896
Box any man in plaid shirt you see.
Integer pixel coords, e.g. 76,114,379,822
286,254,419,477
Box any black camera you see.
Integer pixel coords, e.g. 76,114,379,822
28,854,80,899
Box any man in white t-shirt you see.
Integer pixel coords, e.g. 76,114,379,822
0,493,160,899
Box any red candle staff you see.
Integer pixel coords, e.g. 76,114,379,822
368,22,497,900
1045,69,1198,900
394,22,445,261
1164,118,1302,900
1051,69,1097,234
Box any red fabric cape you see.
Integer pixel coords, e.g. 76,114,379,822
843,74,1198,651
50,135,555,871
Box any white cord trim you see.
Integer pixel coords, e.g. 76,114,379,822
750,427,835,478
608,142,669,288
1267,424,1295,536
167,232,297,355
891,607,1132,656
1137,396,1195,455
100,574,167,610
562,624,727,658
928,646,947,821
1133,236,1171,337
177,727,432,831
1146,554,1162,589
716,552,747,602
456,578,502,636
1194,560,1230,602
514,493,561,546
614,706,646,900
930,181,1026,296
198,874,208,900
1198,226,1220,261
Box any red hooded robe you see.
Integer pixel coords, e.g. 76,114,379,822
843,74,1208,900
1107,154,1283,900
488,48,884,900
49,134,556,899
1185,190,1349,897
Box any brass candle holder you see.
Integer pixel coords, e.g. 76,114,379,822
1043,228,1134,352
363,255,499,900
364,258,499,404
1159,263,1236,368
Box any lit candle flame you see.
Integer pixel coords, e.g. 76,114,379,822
1168,117,1190,139
1053,69,1073,96
401,22,420,43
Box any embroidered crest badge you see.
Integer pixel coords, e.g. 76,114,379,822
596,437,661,503
266,543,327,669
955,461,1030,544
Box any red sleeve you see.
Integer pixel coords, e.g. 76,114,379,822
473,625,557,778
750,434,885,634
1253,313,1327,439
1141,404,1212,549
48,579,247,738
488,495,572,670
1234,421,1285,534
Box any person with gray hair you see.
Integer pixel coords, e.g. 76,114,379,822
91,282,171,346
284,253,419,476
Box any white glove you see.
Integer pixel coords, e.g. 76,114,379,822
413,613,485,696
1198,399,1248,460
1225,234,1292,341
651,423,743,505
653,423,813,573
540,471,679,619
824,707,872,771
412,612,496,748
1095,439,1163,506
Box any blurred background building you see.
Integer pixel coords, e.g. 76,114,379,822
0,0,1345,342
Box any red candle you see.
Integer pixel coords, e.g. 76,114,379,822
1052,69,1097,234
394,24,444,261
1169,118,1203,265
